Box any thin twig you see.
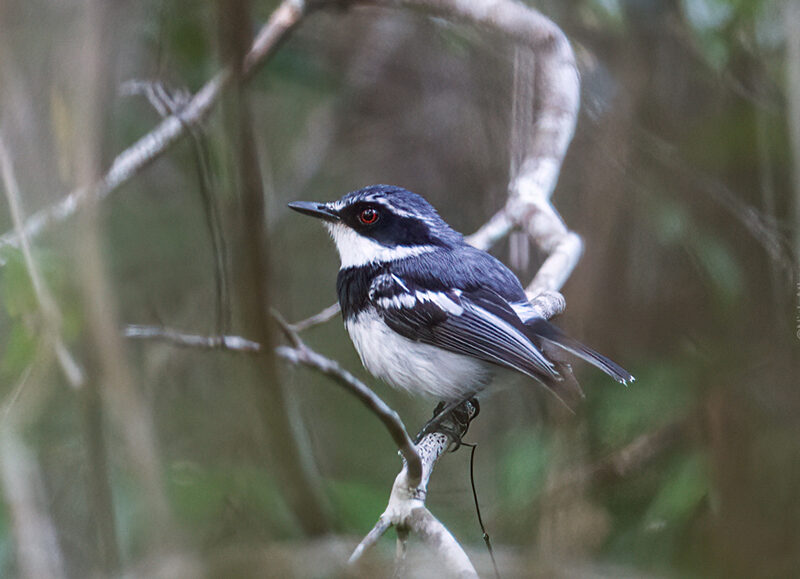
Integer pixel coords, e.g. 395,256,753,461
121,317,422,482
0,133,85,388
120,318,478,574
124,324,262,352
288,302,341,332
349,516,392,564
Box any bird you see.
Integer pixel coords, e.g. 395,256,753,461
288,184,633,409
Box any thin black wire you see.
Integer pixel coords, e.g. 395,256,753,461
465,442,500,579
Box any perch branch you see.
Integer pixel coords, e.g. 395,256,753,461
122,319,478,574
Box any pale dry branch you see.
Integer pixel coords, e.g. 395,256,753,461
121,318,423,482
122,318,478,573
349,409,478,575
124,325,263,352
288,302,341,332
441,3,582,295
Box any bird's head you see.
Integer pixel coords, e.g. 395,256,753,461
288,184,462,268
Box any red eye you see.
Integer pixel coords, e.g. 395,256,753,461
359,208,379,224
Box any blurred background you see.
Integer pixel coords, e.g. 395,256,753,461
1,0,799,577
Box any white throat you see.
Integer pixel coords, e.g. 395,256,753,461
325,223,435,268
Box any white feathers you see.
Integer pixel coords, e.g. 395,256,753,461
324,223,436,268
345,310,490,400
375,290,464,316
368,274,464,316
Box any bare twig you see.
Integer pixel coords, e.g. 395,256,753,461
121,318,477,573
0,133,85,388
0,0,307,263
349,423,478,576
124,324,262,352
121,318,422,480
288,302,341,332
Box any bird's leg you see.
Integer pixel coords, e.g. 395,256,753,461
414,398,480,450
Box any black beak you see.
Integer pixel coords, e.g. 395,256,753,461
287,201,340,222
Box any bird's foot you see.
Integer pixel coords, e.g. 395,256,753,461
415,397,480,450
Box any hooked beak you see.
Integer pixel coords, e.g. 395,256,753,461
287,201,340,222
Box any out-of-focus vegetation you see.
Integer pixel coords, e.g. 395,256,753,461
0,0,798,577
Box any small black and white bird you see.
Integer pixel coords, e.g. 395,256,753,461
288,184,633,407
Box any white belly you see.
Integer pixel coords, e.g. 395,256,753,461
345,310,491,401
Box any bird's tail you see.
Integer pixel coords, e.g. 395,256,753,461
524,318,635,385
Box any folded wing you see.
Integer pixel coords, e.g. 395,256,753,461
369,273,559,383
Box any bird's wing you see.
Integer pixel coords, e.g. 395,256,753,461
368,273,559,380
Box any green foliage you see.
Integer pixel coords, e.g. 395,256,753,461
0,246,82,382
644,451,708,526
0,247,38,318
1,248,41,383
0,501,10,577
589,359,695,451
650,195,744,314
167,462,301,540
602,451,710,573
498,427,551,510
327,479,394,532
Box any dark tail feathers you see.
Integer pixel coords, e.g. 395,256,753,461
525,319,635,385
